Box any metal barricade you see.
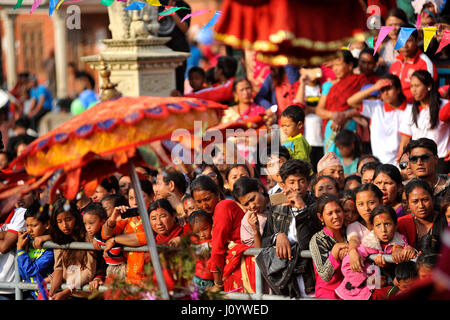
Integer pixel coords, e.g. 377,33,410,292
0,242,410,300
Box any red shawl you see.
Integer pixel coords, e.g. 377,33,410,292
325,74,368,112
155,224,185,245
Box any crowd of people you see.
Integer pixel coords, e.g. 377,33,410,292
0,2,449,301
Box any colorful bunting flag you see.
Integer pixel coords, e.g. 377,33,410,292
55,0,65,10
394,27,416,50
202,10,221,30
146,0,162,6
181,10,211,22
373,26,394,54
125,1,146,10
158,6,188,19
30,0,42,14
13,0,24,10
49,0,58,15
423,26,437,52
100,0,114,6
436,30,450,53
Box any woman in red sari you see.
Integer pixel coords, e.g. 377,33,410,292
190,174,256,293
316,50,370,156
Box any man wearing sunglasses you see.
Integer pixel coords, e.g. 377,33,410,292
405,138,450,210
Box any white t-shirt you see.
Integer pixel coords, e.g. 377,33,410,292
0,207,26,294
361,99,406,165
399,99,450,158
304,85,323,147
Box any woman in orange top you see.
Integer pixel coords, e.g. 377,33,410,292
101,180,154,285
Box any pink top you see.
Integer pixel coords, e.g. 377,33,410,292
240,210,268,247
312,227,344,299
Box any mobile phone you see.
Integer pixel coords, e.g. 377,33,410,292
120,207,140,219
269,192,288,206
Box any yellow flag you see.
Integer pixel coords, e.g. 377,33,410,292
146,0,162,6
423,26,437,52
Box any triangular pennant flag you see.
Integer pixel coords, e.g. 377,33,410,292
181,10,210,23
13,0,24,10
30,0,42,14
394,27,416,50
203,10,221,30
436,30,450,53
100,0,114,6
373,26,394,54
146,0,161,6
416,13,422,29
49,0,58,15
125,1,146,10
55,0,64,10
423,26,437,52
367,35,374,49
159,6,188,16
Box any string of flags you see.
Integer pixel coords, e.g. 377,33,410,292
14,0,221,30
373,25,450,55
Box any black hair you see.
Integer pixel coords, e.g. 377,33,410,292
404,137,438,157
373,164,403,186
316,194,342,216
99,176,119,194
205,67,216,85
404,178,434,201
311,175,339,195
338,49,357,68
216,56,238,79
188,209,213,229
225,164,251,183
148,198,176,217
82,202,107,220
199,162,225,189
340,189,356,205
161,168,187,195
267,145,291,162
24,200,50,225
335,129,362,158
188,66,206,79
416,253,439,269
354,183,384,202
14,117,30,129
437,15,450,24
232,176,269,203
232,77,252,93
395,261,418,281
357,154,380,172
410,70,441,129
359,47,379,63
369,204,398,225
279,159,313,182
136,179,155,199
380,73,406,103
56,97,73,113
190,174,223,200
50,198,86,244
75,71,95,90
385,8,408,24
360,161,381,176
344,174,361,186
280,105,306,124
101,193,129,207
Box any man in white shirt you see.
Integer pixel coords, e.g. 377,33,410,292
0,189,38,299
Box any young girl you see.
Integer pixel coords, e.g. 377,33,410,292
309,194,348,299
347,183,383,273
188,210,214,292
17,201,54,300
340,190,359,227
224,163,251,194
336,205,416,300
334,129,361,175
311,175,340,198
83,202,126,292
48,198,97,300
232,176,270,249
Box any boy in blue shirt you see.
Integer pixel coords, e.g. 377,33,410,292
280,105,311,163
27,75,53,131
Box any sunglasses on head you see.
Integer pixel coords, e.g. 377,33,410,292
409,153,433,164
399,161,408,170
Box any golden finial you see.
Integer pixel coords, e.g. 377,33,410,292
98,55,122,102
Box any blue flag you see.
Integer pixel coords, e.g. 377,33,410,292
394,27,416,50
125,1,146,10
49,0,58,15
202,11,221,30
